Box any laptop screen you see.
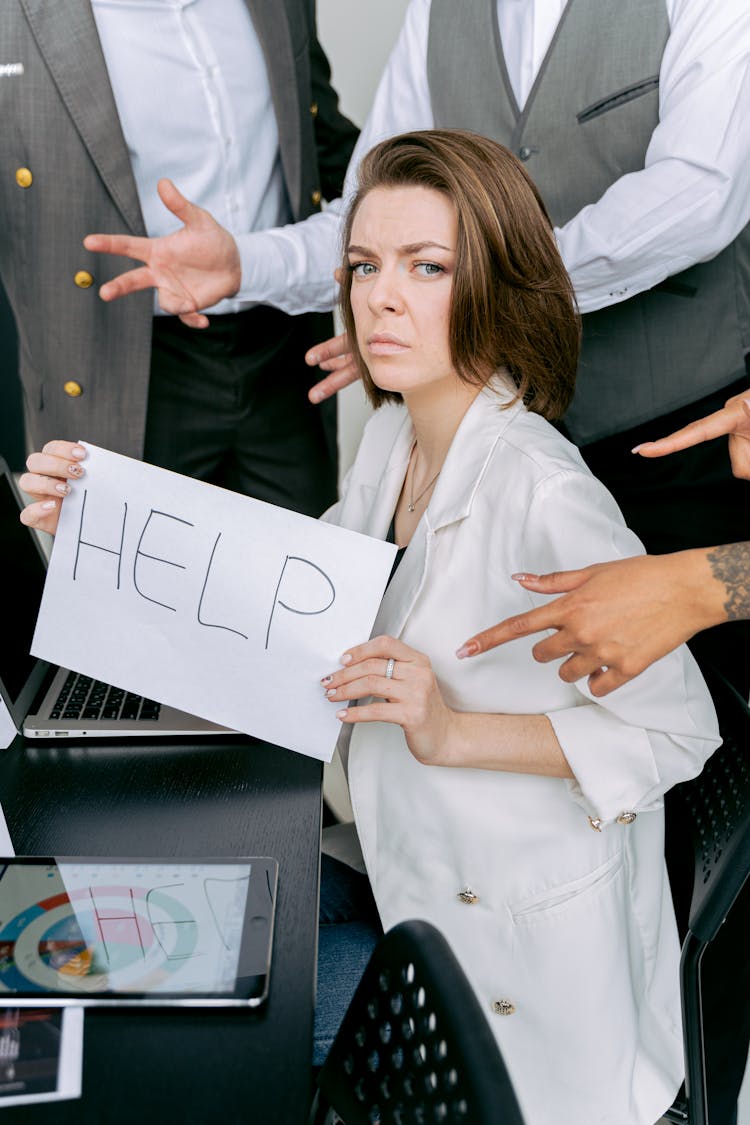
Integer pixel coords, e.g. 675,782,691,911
0,464,48,709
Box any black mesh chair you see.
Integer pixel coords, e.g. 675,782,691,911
309,918,525,1125
664,671,750,1125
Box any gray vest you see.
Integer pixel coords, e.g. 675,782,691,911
427,0,750,443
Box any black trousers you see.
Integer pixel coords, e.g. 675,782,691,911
143,306,338,518
575,371,750,1124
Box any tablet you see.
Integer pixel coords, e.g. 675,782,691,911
0,857,278,1007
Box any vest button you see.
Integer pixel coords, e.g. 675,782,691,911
311,189,322,206
15,167,33,188
63,381,83,398
74,270,94,289
518,146,533,162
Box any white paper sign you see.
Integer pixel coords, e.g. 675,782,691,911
31,445,396,761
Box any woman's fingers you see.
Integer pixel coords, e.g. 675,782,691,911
17,472,73,500
337,634,428,670
325,671,409,704
19,499,61,535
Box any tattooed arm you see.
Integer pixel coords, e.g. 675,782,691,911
456,545,750,696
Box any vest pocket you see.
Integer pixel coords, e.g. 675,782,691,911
577,76,659,123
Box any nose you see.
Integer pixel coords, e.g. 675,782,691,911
367,265,404,316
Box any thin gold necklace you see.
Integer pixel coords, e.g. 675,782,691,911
408,456,441,512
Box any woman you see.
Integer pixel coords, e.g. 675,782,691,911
21,131,719,1124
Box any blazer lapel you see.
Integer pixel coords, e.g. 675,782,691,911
21,0,145,235
244,0,301,216
371,377,524,641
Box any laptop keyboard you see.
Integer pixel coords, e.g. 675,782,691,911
49,671,162,723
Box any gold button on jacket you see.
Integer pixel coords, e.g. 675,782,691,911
15,167,33,188
310,188,322,206
616,811,637,825
74,270,94,289
310,101,318,117
492,999,516,1016
457,887,479,905
63,381,83,398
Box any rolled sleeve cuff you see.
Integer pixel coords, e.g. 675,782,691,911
547,702,663,826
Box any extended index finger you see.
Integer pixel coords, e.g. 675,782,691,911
634,407,737,458
84,232,152,262
457,604,560,657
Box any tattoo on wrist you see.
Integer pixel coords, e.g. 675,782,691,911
707,542,750,621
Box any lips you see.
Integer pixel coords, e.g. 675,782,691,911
367,333,409,355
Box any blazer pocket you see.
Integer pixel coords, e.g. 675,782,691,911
577,76,659,124
510,852,623,926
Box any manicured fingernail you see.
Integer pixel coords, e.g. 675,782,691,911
41,500,56,511
321,675,332,685
308,352,319,365
631,444,645,453
743,398,750,410
340,653,352,665
309,390,322,404
71,446,86,459
511,573,535,582
67,464,84,477
326,689,337,698
336,710,348,720
55,482,70,495
455,643,478,659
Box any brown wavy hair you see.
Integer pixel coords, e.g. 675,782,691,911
339,129,580,419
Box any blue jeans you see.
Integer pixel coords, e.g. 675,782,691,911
314,854,382,1066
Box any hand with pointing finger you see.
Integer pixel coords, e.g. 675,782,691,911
456,550,732,695
634,390,750,480
84,179,241,329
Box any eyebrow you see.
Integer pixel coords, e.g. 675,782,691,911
347,240,454,256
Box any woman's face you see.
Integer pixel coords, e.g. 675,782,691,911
347,186,458,398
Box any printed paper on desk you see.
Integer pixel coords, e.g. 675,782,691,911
31,444,396,762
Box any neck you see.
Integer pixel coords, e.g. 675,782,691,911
403,377,482,475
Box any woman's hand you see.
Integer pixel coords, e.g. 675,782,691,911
18,440,86,535
322,634,457,766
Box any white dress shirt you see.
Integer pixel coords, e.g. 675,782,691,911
237,0,750,316
92,0,290,314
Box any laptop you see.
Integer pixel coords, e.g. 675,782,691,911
0,457,234,739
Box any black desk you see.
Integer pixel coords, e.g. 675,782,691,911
0,734,323,1124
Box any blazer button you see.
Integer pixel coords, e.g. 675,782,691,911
492,999,516,1016
457,887,479,905
15,167,33,188
616,811,637,825
74,270,94,289
588,816,603,832
310,101,318,117
311,189,322,206
63,381,83,398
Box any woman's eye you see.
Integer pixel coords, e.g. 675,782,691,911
415,262,444,277
350,261,377,278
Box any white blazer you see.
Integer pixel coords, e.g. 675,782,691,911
324,378,720,1125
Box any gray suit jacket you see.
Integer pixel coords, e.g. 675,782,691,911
0,0,357,457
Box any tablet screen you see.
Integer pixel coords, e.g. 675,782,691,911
0,857,277,1007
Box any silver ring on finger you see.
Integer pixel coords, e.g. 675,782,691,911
385,658,396,680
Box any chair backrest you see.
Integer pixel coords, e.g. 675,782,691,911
673,670,750,943
314,918,525,1125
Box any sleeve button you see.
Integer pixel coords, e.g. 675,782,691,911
63,381,83,397
74,270,94,289
15,167,33,188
